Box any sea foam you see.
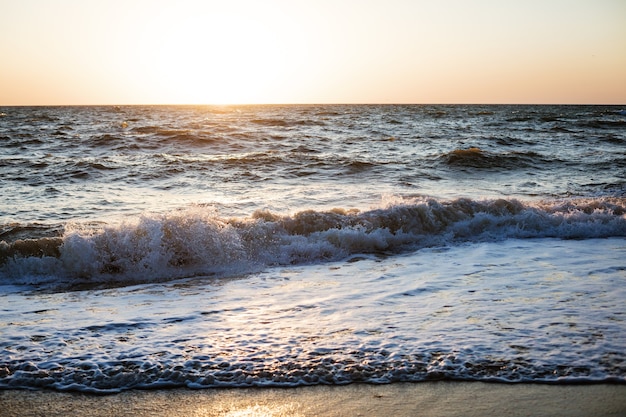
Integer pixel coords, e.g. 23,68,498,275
1,196,624,289
1,238,624,392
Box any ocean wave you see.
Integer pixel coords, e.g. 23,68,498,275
440,147,551,170
578,119,626,129
250,118,326,127
0,222,64,242
1,197,624,289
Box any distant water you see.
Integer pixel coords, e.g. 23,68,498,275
1,105,625,392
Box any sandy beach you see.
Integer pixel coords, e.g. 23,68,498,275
2,382,625,417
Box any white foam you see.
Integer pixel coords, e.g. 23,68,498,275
0,238,624,391
1,197,624,288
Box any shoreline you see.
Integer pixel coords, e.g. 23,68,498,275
2,382,626,417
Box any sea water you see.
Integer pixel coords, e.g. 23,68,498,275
0,105,624,392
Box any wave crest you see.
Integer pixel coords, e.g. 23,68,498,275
1,197,624,288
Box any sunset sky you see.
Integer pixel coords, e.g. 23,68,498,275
1,0,625,105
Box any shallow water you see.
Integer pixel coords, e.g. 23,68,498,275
1,239,625,392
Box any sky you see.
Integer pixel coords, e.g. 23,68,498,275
1,0,625,105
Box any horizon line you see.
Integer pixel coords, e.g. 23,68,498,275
2,102,625,107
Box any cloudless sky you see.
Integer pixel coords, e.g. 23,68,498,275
1,0,625,105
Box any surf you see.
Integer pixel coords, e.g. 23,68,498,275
2,196,624,289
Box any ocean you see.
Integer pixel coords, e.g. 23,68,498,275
0,104,624,393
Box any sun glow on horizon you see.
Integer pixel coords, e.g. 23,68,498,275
131,6,294,105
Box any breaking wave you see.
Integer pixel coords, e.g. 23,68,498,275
1,197,624,289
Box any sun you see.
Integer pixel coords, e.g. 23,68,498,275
138,8,289,104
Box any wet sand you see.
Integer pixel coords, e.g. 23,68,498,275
2,382,626,417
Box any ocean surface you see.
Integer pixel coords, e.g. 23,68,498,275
0,104,625,393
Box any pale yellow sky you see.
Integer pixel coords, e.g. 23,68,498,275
1,0,625,105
